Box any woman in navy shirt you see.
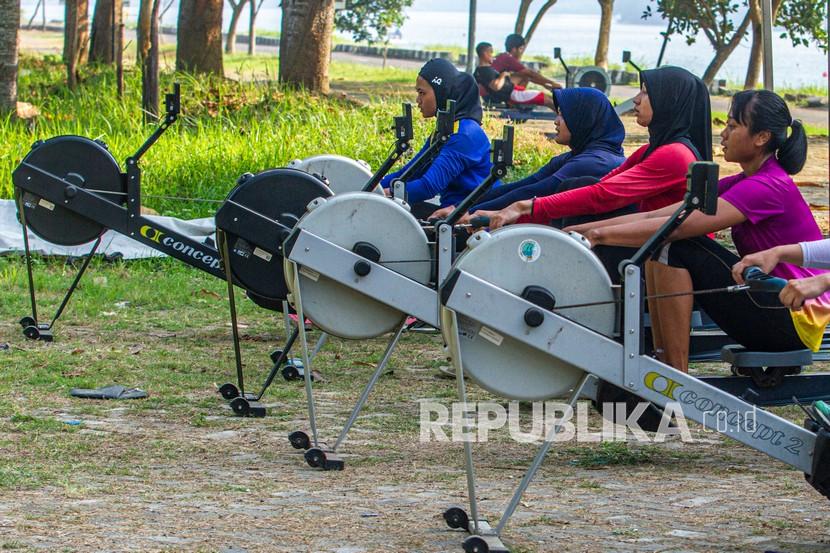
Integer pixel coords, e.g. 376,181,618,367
381,58,494,219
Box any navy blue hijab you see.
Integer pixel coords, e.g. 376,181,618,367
552,87,625,157
418,58,483,124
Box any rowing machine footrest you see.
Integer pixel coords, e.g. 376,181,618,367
721,346,812,388
805,425,830,500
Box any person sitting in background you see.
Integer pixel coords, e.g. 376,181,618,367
429,87,625,219
473,42,555,110
380,58,495,220
492,33,562,92
569,90,828,372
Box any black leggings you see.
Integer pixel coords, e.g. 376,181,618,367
658,236,803,352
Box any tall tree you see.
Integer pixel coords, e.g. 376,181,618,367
143,0,161,121
90,0,123,63
247,0,265,55
513,0,558,47
176,0,224,75
335,0,412,44
137,0,153,63
0,0,19,114
744,0,781,89
225,0,249,54
643,0,753,85
745,0,828,89
64,0,90,89
594,0,614,68
279,0,335,93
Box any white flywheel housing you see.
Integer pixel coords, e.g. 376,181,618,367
288,155,378,194
285,192,432,339
441,225,616,401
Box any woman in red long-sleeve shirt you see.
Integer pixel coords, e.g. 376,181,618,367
470,66,712,234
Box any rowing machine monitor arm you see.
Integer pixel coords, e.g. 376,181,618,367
622,50,643,73
443,125,514,227
361,103,414,192
389,100,457,200
553,47,570,77
131,83,181,163
620,161,719,274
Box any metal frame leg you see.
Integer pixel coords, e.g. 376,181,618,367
16,195,102,333
49,236,102,329
495,373,593,535
282,300,291,337
218,231,247,398
17,196,39,325
292,264,320,447
310,332,328,363
448,311,481,534
332,322,406,452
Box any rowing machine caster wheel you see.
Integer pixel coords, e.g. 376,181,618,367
218,382,240,400
288,430,311,450
22,325,40,340
282,364,300,381
463,536,489,553
230,396,250,416
305,447,325,468
443,507,469,530
304,447,344,470
19,316,35,329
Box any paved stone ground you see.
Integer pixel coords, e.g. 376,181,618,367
2,384,830,553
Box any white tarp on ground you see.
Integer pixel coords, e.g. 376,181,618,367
0,199,216,259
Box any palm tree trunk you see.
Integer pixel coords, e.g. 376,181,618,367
176,0,224,75
64,0,89,89
225,0,248,54
143,0,161,121
279,0,335,93
524,0,558,46
594,0,614,68
701,10,752,85
0,0,19,114
90,0,122,64
137,0,152,63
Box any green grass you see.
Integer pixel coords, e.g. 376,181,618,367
1,56,434,218
565,440,702,468
1,55,556,216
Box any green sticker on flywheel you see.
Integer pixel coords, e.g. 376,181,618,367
518,239,541,262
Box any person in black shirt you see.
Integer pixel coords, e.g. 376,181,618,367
473,42,555,109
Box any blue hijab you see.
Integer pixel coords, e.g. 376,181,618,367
552,87,625,157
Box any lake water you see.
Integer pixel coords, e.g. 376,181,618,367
20,1,829,88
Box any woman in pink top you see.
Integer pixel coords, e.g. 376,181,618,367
469,66,711,231
570,90,827,373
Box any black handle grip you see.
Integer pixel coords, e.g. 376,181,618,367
743,266,788,293
469,216,490,229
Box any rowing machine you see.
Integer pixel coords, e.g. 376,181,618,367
280,125,513,470
10,84,375,419
213,104,420,416
437,161,829,552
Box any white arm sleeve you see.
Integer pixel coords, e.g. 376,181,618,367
800,238,830,269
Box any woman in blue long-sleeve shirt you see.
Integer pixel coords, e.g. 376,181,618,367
381,58,494,219
431,86,626,219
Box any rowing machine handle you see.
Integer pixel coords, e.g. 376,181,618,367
743,266,788,293
469,216,490,229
